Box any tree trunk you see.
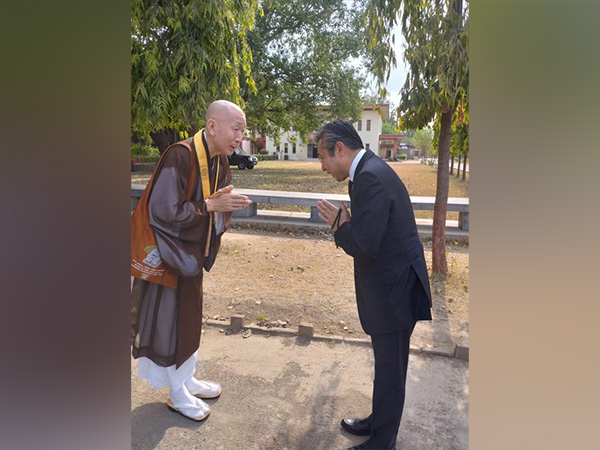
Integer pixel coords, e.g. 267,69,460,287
457,154,461,177
462,154,467,180
450,155,454,175
150,128,180,154
432,108,453,275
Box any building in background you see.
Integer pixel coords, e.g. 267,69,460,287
378,135,419,159
241,136,253,154
264,104,390,160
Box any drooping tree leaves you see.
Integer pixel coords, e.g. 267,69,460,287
131,0,260,151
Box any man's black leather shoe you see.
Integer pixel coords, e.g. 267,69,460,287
340,418,371,436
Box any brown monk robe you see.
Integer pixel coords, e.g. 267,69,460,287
131,132,231,370
131,100,252,421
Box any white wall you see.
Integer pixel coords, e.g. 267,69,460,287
265,130,308,160
241,138,252,154
354,109,383,156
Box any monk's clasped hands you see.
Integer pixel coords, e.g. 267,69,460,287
206,185,252,212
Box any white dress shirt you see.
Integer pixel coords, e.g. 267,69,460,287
349,149,367,181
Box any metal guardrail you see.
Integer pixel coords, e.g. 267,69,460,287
131,185,469,231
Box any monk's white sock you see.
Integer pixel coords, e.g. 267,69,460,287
169,385,210,418
185,377,222,397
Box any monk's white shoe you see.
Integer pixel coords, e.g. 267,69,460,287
185,377,222,399
167,386,210,421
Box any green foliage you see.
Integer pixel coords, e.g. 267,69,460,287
242,0,367,141
451,122,468,155
411,128,434,158
381,120,395,135
431,102,469,159
131,143,160,162
400,129,415,141
398,153,407,160
361,90,389,105
131,0,260,137
258,149,269,155
451,100,469,155
365,0,469,128
256,153,278,161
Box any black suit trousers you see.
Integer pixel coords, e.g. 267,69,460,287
363,269,421,450
365,325,414,450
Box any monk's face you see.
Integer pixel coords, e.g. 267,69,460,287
209,108,247,156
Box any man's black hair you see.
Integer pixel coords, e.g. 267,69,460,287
314,120,364,156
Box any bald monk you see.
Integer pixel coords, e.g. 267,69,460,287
131,100,252,421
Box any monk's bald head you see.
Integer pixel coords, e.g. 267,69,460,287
205,100,244,123
204,100,247,158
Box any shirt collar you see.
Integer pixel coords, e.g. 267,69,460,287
349,149,367,182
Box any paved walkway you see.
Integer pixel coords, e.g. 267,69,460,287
132,327,469,450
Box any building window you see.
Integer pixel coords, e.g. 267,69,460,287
367,120,371,131
365,143,370,150
292,144,296,154
284,143,288,153
357,120,362,131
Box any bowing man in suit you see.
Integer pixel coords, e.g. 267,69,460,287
316,120,432,450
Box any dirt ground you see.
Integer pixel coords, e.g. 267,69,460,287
203,227,469,348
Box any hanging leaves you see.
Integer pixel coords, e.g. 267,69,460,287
131,0,260,136
365,0,468,128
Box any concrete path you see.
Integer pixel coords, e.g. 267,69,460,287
132,327,469,450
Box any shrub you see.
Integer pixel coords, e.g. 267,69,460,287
398,153,407,160
256,154,278,161
132,143,160,162
259,149,269,155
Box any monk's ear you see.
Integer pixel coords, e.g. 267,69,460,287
206,118,216,135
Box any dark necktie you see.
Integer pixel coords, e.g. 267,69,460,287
348,180,353,197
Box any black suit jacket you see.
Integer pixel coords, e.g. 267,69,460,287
334,150,432,334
